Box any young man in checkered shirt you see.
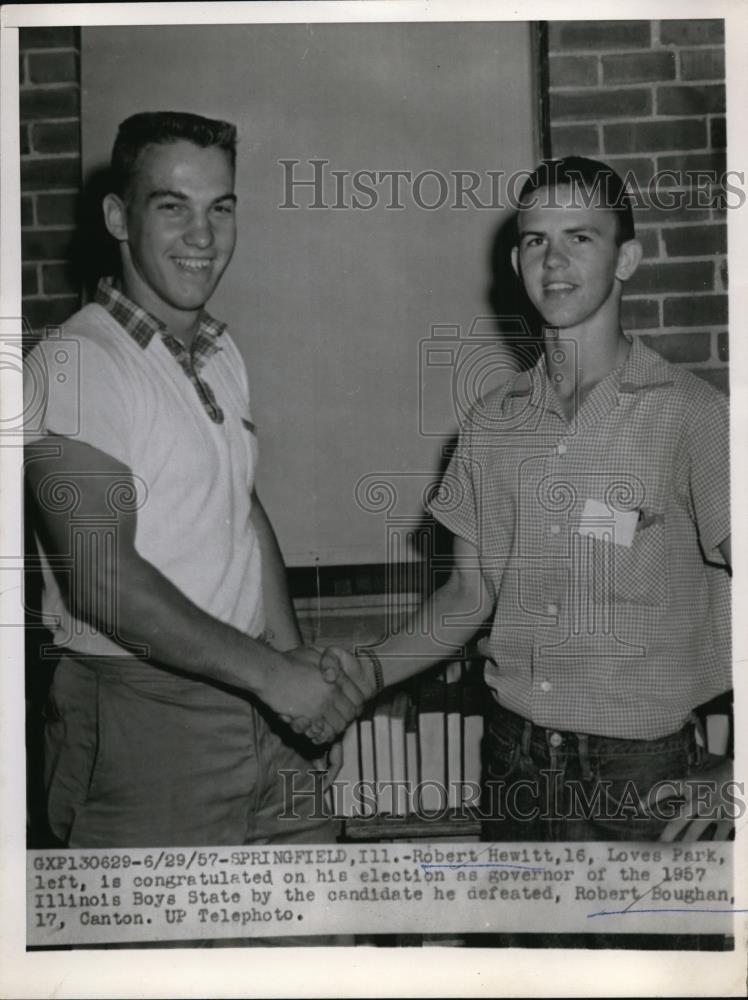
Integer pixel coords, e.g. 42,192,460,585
325,156,732,842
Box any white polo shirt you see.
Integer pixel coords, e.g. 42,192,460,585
24,280,265,657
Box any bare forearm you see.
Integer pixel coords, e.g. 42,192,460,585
83,553,281,699
369,572,491,689
251,492,301,651
318,537,493,706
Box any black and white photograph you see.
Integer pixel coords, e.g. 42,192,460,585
1,1,746,996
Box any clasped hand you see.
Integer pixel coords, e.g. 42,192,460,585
273,645,375,745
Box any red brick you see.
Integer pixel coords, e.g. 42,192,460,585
604,118,706,154
22,264,39,297
28,51,78,85
21,195,34,227
42,263,79,296
720,260,728,291
550,124,600,157
549,55,598,87
663,294,727,326
680,48,725,80
621,298,660,329
640,332,711,363
20,156,80,191
19,27,79,49
549,21,651,51
657,84,725,116
36,192,79,226
627,260,713,296
31,120,80,155
710,117,725,150
551,88,651,122
691,368,728,395
20,123,30,155
662,223,726,256
19,86,78,121
659,20,724,46
718,332,728,362
22,296,80,332
21,229,75,261
602,51,675,85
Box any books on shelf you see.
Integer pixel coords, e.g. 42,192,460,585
358,702,377,817
373,693,394,814
329,660,486,820
389,690,409,816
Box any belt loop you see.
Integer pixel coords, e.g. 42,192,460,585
521,720,532,757
577,733,593,782
689,711,706,747
688,711,706,766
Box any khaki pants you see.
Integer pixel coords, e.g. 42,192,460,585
43,653,342,947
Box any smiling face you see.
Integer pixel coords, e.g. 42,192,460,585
104,139,237,330
511,183,640,334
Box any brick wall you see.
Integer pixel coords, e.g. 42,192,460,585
19,26,81,337
548,19,728,393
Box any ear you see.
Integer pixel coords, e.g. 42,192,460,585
102,193,128,242
615,238,643,283
510,245,520,278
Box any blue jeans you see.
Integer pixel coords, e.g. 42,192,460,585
482,701,699,842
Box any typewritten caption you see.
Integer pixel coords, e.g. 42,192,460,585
27,842,735,945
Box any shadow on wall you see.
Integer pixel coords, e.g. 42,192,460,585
409,210,543,571
71,165,121,298
486,208,543,368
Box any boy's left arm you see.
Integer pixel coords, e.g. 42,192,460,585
250,490,303,651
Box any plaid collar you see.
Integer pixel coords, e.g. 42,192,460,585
94,277,226,364
95,277,228,423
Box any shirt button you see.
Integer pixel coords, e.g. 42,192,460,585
550,524,561,535
557,443,567,455
546,603,559,616
540,680,552,693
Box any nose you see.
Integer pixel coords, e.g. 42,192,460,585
183,211,214,249
543,240,568,269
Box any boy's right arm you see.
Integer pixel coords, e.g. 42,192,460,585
25,435,360,734
321,533,493,699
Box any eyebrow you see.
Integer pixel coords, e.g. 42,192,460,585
519,225,601,238
147,189,238,205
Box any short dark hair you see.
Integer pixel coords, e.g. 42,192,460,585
110,111,238,200
517,156,635,245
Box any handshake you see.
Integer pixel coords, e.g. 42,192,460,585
271,644,382,745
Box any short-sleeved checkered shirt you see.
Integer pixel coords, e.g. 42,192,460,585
431,334,731,739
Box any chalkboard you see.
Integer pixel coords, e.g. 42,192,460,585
81,22,537,566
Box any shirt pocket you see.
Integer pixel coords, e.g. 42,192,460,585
590,518,668,607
